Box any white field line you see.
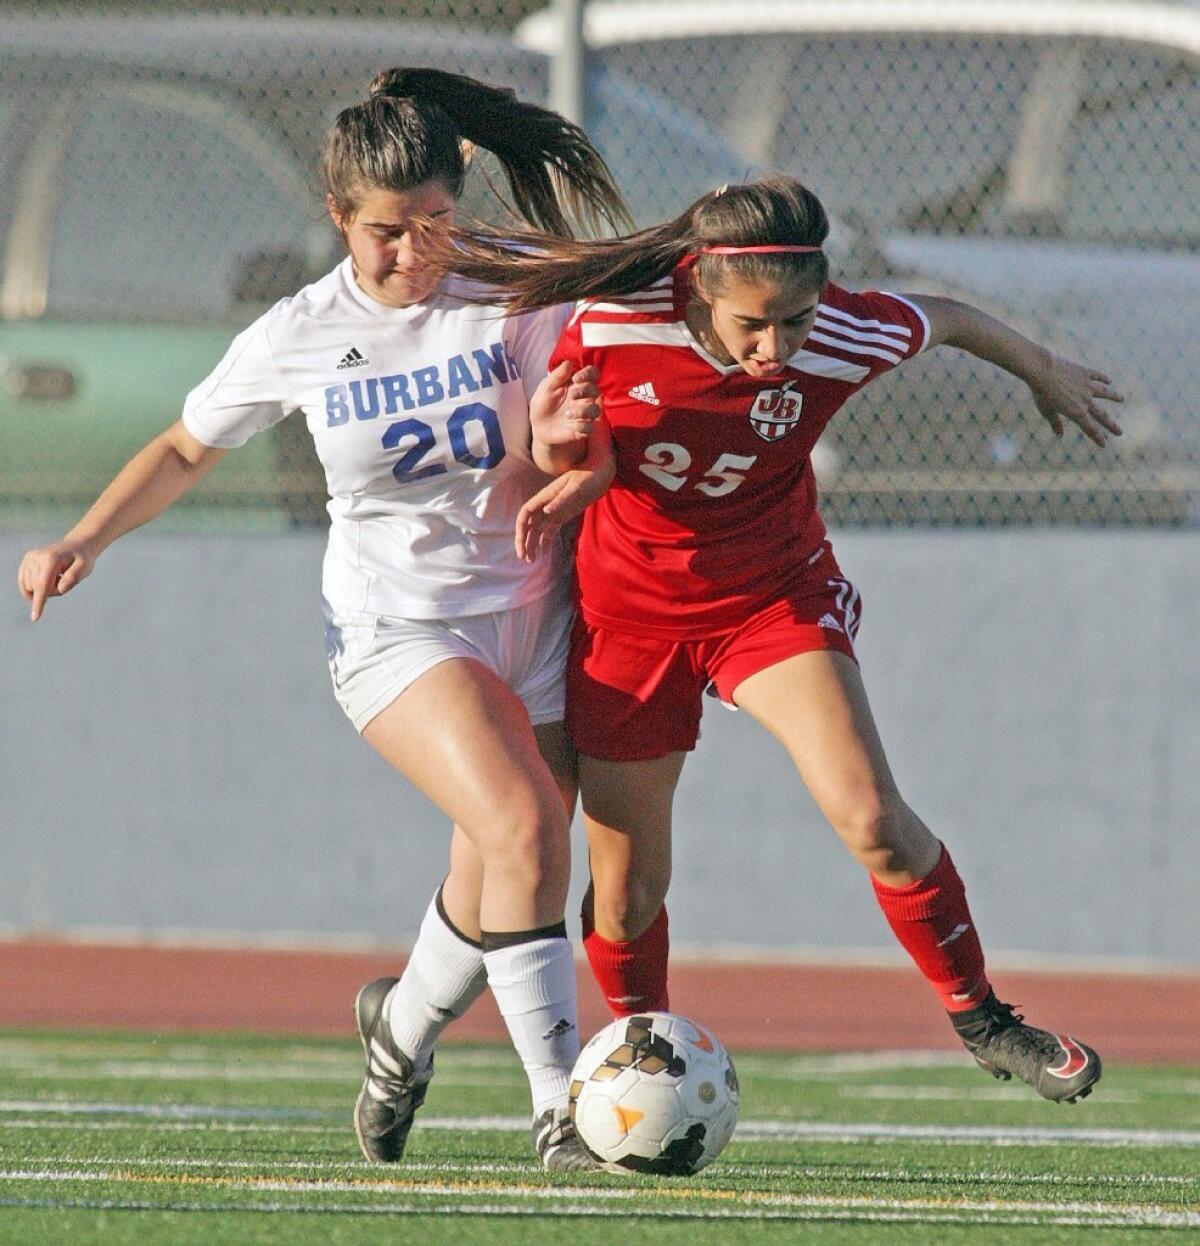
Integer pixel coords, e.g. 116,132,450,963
0,1043,961,1071
0,1058,1175,1101
2,1101,1199,1148
0,1056,976,1086
0,1060,522,1086
840,1084,1142,1103
0,1196,1191,1226
0,1045,978,1077
735,1120,1200,1148
0,1169,1197,1228
735,1050,973,1074
14,1154,1200,1189
3,1042,1198,1089
0,1100,335,1120
0,1119,345,1134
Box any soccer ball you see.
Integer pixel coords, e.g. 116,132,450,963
568,1011,739,1175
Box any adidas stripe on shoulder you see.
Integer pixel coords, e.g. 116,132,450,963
569,277,675,326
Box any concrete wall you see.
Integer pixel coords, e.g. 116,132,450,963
3,529,1197,967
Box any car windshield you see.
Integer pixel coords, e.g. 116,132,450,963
43,84,324,323
583,28,1197,249
0,19,754,327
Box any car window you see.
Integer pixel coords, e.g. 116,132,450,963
46,82,322,323
0,91,34,272
0,97,16,226
587,64,755,224
596,34,1024,233
596,34,1198,247
1058,56,1197,246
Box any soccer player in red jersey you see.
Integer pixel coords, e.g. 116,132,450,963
429,177,1122,1103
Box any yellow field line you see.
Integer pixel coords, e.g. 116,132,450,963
3,1168,1197,1222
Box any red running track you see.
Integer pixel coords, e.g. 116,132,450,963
1,939,1197,1062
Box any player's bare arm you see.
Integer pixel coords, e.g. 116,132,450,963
17,420,226,621
516,420,616,562
528,361,602,475
908,293,1125,447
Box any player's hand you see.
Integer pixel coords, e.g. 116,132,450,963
529,361,601,447
1030,355,1124,447
17,541,96,621
515,460,615,562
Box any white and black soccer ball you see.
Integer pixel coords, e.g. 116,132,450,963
568,1012,739,1176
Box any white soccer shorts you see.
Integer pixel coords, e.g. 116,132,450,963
323,575,573,733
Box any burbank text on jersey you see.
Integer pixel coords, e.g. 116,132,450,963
324,342,521,427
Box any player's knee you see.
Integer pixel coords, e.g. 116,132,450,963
841,803,936,878
481,799,571,890
832,798,908,870
591,870,669,941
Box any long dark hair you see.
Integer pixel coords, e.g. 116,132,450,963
421,177,830,311
321,67,630,238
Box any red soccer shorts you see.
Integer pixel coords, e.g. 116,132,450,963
566,546,862,761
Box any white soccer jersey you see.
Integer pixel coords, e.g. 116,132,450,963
183,260,570,618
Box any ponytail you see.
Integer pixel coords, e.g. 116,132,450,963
423,176,832,313
323,67,630,238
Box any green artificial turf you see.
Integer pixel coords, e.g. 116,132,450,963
0,1031,1195,1245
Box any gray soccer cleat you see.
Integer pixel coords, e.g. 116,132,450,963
532,1105,601,1172
951,990,1101,1103
353,976,432,1162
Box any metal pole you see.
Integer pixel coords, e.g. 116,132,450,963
550,0,586,127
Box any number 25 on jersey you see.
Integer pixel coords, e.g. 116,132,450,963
638,444,758,498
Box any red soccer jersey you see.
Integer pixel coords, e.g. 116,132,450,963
550,262,930,638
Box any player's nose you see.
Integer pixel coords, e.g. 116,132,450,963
759,325,783,358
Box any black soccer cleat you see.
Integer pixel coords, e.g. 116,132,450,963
951,990,1101,1103
532,1105,601,1172
353,976,433,1162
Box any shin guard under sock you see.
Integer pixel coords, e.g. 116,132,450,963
582,905,670,1018
872,846,990,1012
384,887,487,1071
482,924,580,1116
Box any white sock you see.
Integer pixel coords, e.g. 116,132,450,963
384,890,488,1072
482,931,580,1118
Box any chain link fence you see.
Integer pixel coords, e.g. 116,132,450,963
3,0,1197,528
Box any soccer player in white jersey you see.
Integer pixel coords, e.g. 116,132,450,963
428,176,1123,1105
17,67,629,1171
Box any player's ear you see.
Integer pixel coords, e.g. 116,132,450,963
689,268,715,309
327,194,350,238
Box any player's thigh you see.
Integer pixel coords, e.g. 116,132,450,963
533,719,577,815
732,649,900,821
579,751,687,885
362,656,567,850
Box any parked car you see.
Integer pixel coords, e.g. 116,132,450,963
519,0,1200,524
0,14,755,527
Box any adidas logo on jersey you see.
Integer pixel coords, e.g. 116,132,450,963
336,346,368,370
628,381,660,406
818,613,844,632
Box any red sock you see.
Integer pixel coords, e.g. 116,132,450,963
872,846,990,1012
582,906,670,1018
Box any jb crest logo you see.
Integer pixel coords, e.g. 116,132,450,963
749,382,803,442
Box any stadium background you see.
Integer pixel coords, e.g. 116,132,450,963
2,0,1197,1047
